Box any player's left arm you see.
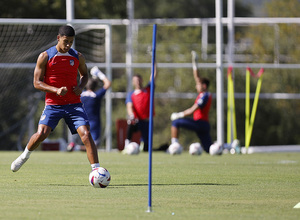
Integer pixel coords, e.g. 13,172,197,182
149,62,158,82
193,69,201,86
102,77,111,90
74,52,88,96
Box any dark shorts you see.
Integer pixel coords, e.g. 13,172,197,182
172,118,212,153
127,119,149,151
39,103,90,134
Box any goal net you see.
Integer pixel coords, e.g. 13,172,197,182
0,23,108,150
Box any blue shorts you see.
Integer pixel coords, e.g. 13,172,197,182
39,103,90,134
172,118,212,153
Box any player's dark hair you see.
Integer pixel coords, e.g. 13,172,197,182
58,25,75,37
133,74,142,79
200,78,210,88
86,79,98,91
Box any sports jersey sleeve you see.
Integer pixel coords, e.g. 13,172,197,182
125,91,134,104
145,82,152,90
95,88,107,100
197,92,210,109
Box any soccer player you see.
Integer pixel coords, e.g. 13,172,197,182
11,25,101,172
169,51,213,154
124,64,157,152
67,66,111,151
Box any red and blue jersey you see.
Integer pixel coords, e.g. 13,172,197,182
44,46,81,105
193,92,212,121
125,84,154,120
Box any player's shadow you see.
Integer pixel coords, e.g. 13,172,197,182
110,183,237,188
48,183,237,187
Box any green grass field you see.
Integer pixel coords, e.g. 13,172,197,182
1,151,300,220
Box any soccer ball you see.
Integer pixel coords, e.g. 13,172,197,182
230,139,241,154
89,167,111,188
167,142,183,155
209,142,223,155
125,142,140,155
189,142,203,155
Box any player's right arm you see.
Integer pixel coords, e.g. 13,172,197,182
33,51,67,96
126,102,137,124
126,102,135,119
170,103,198,121
125,91,136,124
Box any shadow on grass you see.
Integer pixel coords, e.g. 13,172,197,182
110,183,237,188
48,183,237,187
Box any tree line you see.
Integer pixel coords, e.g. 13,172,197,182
0,0,299,149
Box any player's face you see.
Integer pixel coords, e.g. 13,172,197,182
132,76,142,89
196,83,206,93
57,35,74,53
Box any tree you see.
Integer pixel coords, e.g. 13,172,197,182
236,0,300,145
12,1,300,150
0,0,251,19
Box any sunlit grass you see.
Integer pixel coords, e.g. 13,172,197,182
1,151,300,220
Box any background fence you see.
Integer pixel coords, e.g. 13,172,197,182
0,17,299,151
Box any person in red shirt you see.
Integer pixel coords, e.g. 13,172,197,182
11,25,100,172
124,65,157,152
169,51,213,153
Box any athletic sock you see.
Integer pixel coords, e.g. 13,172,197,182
124,139,130,147
171,138,179,144
21,146,32,159
91,163,100,170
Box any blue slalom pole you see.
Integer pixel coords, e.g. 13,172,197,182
147,24,157,213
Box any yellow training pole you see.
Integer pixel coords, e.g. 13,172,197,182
245,68,250,149
227,68,232,144
245,74,263,148
231,76,237,140
227,67,237,144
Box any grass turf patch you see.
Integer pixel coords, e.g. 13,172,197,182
1,151,300,220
